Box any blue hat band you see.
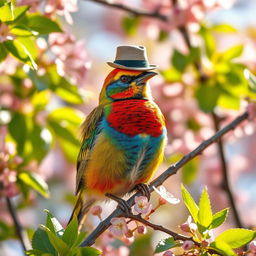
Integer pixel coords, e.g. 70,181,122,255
114,60,149,68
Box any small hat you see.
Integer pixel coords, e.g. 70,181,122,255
107,45,157,71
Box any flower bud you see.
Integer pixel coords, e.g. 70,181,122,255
163,250,174,256
91,205,102,219
137,225,147,234
180,223,190,232
182,240,194,250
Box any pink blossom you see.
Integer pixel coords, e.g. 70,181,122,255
180,216,197,233
249,241,256,253
0,57,19,75
0,169,19,197
45,0,78,24
163,251,174,256
182,240,194,250
153,186,180,204
134,196,152,214
49,33,90,85
109,217,128,237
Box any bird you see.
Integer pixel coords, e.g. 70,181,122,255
69,45,167,227
69,46,167,227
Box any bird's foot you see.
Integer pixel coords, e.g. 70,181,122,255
105,193,131,215
135,183,151,201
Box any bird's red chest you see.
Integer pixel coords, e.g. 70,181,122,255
107,99,164,137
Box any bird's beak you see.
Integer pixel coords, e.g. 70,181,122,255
134,71,157,85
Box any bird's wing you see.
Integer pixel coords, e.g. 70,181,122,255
76,105,104,194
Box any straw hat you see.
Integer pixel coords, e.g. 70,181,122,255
107,45,157,71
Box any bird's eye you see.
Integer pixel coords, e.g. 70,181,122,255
120,75,129,83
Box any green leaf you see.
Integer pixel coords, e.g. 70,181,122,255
73,247,101,256
129,233,152,256
18,37,37,59
58,137,80,163
4,39,37,69
62,217,78,247
195,84,221,112
220,45,243,61
55,82,84,104
200,25,216,58
48,120,80,146
0,2,14,22
210,208,229,229
44,210,64,236
160,67,182,82
40,225,70,255
218,93,240,110
244,69,256,93
210,240,236,256
10,26,34,36
198,187,213,230
215,228,256,249
172,49,188,72
26,124,52,162
47,67,84,104
13,5,30,22
8,112,27,154
26,14,62,34
122,15,139,36
18,172,50,198
154,237,178,253
181,158,199,185
211,24,237,33
31,228,57,256
73,231,87,247
48,107,83,126
181,184,199,222
0,43,8,61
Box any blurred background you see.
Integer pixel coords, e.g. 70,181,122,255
0,0,256,255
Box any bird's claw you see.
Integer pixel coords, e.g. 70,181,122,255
135,183,151,201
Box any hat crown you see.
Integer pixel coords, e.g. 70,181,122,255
107,45,157,71
115,45,149,61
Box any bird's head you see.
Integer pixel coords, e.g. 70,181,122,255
99,69,157,104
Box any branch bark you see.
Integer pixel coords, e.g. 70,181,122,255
81,111,248,247
6,197,31,254
212,113,243,228
85,0,169,22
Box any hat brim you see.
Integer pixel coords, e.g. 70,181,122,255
107,62,157,71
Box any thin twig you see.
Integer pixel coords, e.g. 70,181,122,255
212,113,243,228
5,197,31,253
81,111,248,247
85,0,169,22
126,213,198,244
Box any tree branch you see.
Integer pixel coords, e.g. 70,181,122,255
212,113,243,228
5,197,31,253
81,111,248,247
85,0,169,22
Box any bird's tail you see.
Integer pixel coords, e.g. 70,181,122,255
68,190,96,228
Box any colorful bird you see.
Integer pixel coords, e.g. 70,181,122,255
70,46,167,226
